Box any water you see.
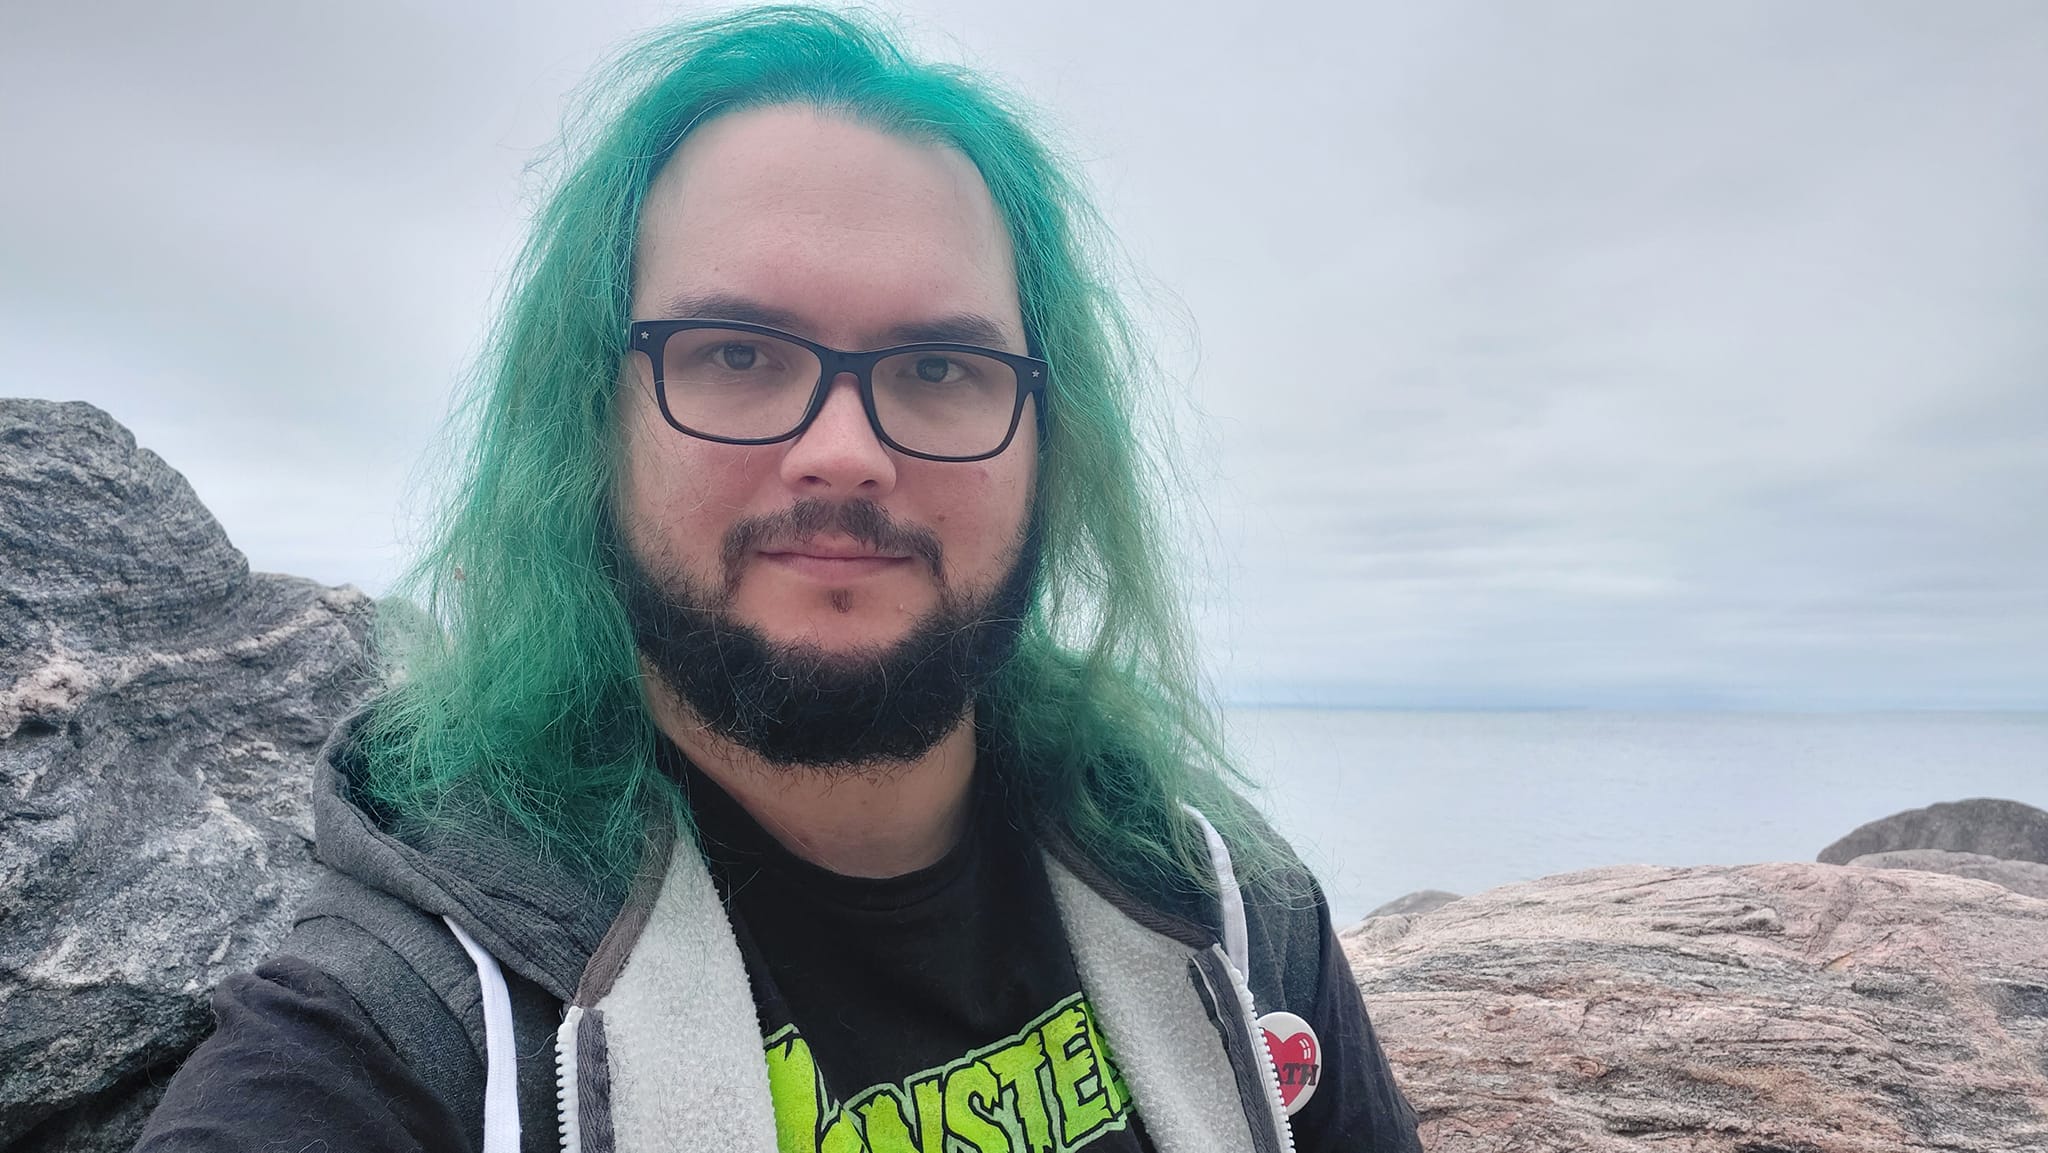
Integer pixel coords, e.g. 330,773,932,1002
1223,709,2048,925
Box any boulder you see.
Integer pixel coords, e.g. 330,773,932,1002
1818,798,2048,866
1364,889,1462,919
0,400,377,1152
1848,849,2048,901
1345,862,2048,1152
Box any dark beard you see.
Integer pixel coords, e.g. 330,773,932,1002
614,498,1038,771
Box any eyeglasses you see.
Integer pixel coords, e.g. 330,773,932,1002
627,319,1050,463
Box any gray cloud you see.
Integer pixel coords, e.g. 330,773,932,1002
3,0,2043,707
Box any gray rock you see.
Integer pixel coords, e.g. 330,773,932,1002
1848,849,2048,900
0,399,377,1152
1346,862,2048,1152
1364,889,1461,919
1818,797,2048,865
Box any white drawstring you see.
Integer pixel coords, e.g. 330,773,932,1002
445,917,522,1153
1180,803,1249,979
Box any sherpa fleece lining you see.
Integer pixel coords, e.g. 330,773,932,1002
577,824,781,1151
1045,855,1262,1153
551,837,1270,1153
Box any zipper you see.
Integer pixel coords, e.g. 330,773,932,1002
556,1005,584,1153
1189,948,1296,1153
1216,951,1299,1153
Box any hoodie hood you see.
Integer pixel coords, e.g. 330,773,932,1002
310,709,624,1002
306,708,1232,1002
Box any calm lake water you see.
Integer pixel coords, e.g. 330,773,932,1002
1223,709,2048,925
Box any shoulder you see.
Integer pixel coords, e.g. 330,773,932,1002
1218,810,1330,1018
1046,786,1330,1006
285,868,493,1066
135,954,472,1153
140,866,568,1152
1221,826,1425,1152
283,869,566,1146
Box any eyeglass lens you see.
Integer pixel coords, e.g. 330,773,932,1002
658,327,1022,457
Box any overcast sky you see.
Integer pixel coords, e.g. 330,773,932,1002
4,1,2044,709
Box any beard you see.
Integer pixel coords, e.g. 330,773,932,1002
613,497,1038,772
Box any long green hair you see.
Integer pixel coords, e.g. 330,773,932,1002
361,5,1283,901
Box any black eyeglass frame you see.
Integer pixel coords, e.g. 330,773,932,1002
627,318,1051,463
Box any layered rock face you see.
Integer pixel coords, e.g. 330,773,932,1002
1346,863,2048,1152
0,400,377,1152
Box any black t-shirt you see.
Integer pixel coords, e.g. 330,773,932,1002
678,751,1155,1152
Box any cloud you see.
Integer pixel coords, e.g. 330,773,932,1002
3,0,2043,706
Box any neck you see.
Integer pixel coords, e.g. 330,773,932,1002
643,668,978,878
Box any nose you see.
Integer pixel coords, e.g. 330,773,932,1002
778,372,898,495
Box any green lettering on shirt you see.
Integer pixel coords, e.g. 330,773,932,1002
765,1026,822,1151
764,992,1134,1153
1041,1003,1113,1143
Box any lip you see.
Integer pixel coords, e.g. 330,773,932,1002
756,540,913,581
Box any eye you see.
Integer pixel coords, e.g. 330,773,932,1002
717,343,759,371
913,356,959,383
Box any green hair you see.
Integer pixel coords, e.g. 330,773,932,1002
361,4,1286,902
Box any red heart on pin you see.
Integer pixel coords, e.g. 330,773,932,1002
1260,1020,1320,1112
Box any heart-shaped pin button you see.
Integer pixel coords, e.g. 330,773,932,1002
1256,1009,1321,1115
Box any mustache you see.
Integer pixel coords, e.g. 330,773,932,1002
720,498,944,590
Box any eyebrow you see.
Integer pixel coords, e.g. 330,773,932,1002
880,313,1014,349
653,291,1018,351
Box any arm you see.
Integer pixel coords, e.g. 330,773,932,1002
133,955,473,1153
1239,866,1421,1153
1285,905,1423,1152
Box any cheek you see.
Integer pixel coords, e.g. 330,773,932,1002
618,402,765,567
926,460,1034,572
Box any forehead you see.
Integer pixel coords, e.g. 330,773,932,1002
631,104,1022,346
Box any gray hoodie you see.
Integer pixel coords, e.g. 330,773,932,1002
204,713,1420,1152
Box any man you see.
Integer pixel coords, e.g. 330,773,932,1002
137,8,1420,1152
